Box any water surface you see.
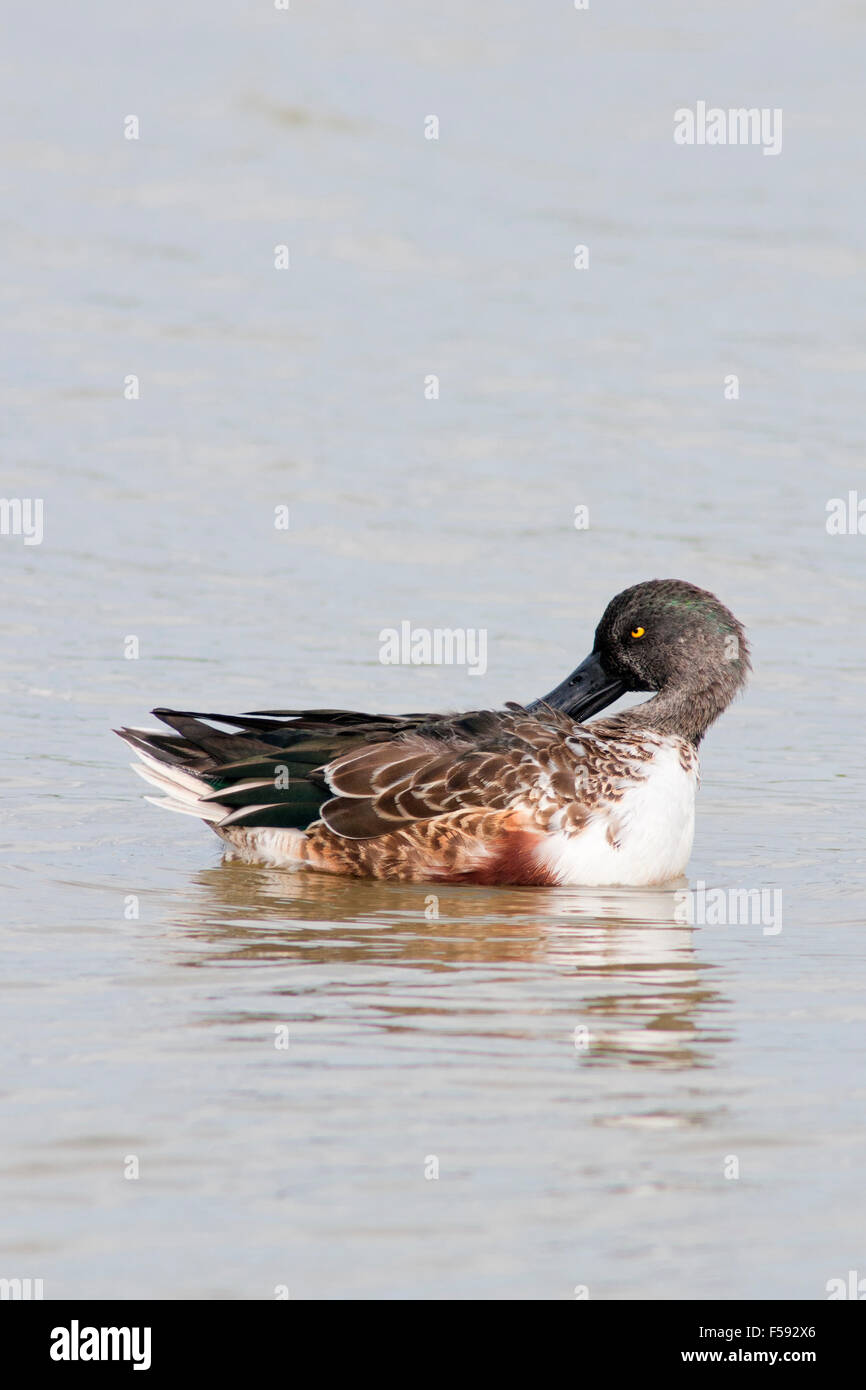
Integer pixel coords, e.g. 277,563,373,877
1,0,865,1299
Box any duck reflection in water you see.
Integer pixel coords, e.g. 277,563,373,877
173,863,729,1069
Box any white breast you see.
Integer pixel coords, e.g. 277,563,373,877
537,739,698,887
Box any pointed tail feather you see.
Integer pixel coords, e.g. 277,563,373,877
119,730,230,824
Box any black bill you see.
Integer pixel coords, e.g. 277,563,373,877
527,649,626,721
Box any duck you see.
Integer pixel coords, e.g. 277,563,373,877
116,578,749,887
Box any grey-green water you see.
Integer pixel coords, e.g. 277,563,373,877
1,1,865,1299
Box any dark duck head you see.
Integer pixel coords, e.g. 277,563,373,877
532,579,750,745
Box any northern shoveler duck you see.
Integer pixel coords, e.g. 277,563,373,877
116,579,749,887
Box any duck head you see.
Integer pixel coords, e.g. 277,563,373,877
532,579,750,743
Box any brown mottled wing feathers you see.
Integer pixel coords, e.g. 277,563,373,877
318,710,568,840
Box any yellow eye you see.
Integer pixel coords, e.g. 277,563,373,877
630,627,645,639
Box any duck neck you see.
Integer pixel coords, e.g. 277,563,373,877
618,681,733,746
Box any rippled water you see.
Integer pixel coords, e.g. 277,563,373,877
2,1,865,1298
